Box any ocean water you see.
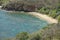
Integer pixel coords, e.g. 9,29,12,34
0,10,48,39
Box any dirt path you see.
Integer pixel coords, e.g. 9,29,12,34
28,12,58,24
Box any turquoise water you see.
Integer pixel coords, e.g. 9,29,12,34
0,10,48,39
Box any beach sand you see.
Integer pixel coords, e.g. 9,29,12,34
28,12,58,24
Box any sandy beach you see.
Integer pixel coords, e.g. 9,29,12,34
28,12,58,24
0,6,2,8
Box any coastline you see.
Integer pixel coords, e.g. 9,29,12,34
0,8,58,24
28,12,58,24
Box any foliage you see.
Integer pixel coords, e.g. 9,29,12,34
56,15,60,22
16,32,29,40
38,7,49,14
48,10,57,18
28,34,41,40
15,32,41,40
0,0,3,5
2,0,59,11
0,0,9,5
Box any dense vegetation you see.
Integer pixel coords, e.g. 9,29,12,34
0,0,60,40
1,0,59,11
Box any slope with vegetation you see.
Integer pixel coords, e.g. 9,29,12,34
1,0,59,11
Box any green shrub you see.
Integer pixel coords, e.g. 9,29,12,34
56,15,60,22
38,7,49,14
49,10,57,18
28,34,41,40
16,32,29,40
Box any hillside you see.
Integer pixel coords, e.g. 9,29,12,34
1,0,59,11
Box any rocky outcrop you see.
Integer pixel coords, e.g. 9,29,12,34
23,5,36,12
2,0,36,12
2,0,59,12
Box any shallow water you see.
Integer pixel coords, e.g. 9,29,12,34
0,10,48,39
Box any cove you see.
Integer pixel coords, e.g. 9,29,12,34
0,10,48,39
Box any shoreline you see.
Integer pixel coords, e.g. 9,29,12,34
28,12,58,24
0,9,58,24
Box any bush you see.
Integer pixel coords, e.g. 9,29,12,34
16,32,29,40
48,10,57,18
38,7,50,14
56,15,60,22
0,0,3,5
28,34,41,40
15,32,42,40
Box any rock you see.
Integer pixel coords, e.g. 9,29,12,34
2,0,36,12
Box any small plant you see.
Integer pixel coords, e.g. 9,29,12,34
49,9,57,18
38,7,49,14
